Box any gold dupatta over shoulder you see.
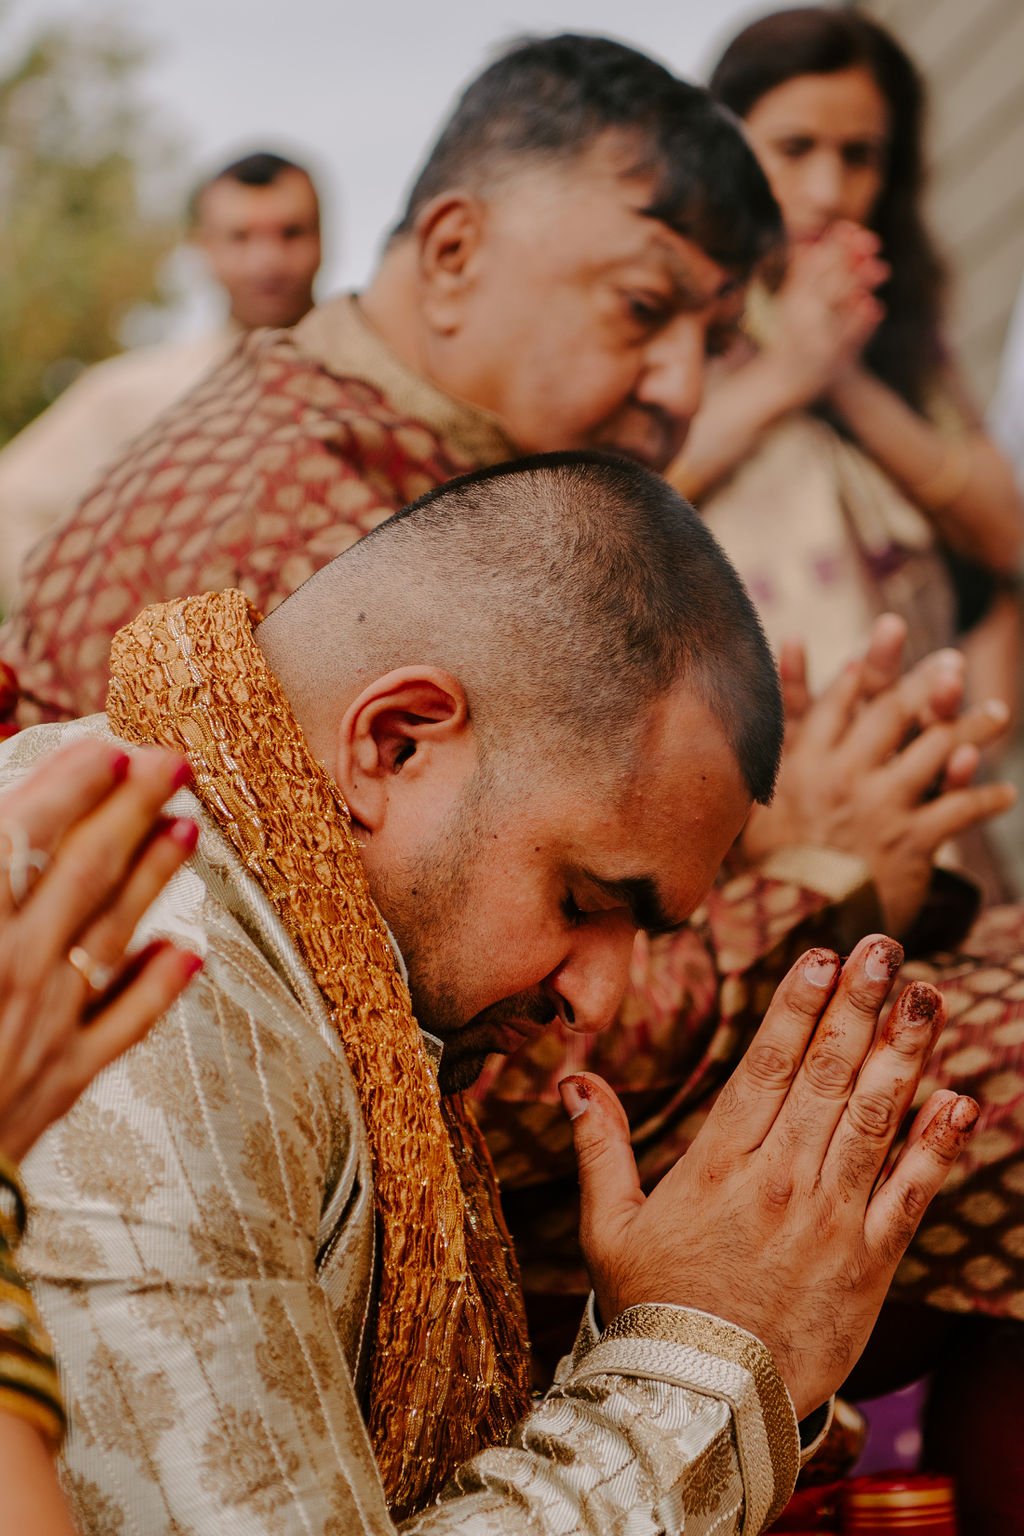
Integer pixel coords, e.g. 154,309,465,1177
107,589,531,1519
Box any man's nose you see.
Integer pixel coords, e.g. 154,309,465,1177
804,151,846,217
243,234,285,270
549,911,638,1037
636,320,706,429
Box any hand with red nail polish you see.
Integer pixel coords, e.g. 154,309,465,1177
560,932,978,1421
0,739,203,1159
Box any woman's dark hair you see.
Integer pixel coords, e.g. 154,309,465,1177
709,7,947,411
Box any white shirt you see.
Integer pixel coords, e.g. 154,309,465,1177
0,327,237,607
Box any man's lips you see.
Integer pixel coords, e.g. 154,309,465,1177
446,1006,556,1061
604,435,678,472
493,1017,553,1054
601,413,681,471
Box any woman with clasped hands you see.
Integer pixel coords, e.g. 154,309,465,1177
0,740,203,1535
669,7,1022,704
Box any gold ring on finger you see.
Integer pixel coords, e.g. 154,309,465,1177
0,819,50,907
67,945,115,996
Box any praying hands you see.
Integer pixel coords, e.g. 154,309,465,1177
741,614,1016,935
563,931,978,1420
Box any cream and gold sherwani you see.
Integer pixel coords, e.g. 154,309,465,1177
2,717,804,1536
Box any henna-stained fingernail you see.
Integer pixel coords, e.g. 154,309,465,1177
165,818,199,851
885,981,942,1040
180,952,204,980
802,949,839,988
110,752,131,782
559,1076,590,1120
925,1095,979,1148
865,938,904,982
171,760,194,790
951,1097,979,1135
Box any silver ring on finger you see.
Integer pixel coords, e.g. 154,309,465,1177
67,945,115,996
0,818,50,907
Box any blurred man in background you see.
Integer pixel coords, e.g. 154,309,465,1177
185,148,323,333
0,149,322,607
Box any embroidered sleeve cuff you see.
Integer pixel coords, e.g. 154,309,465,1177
557,1292,602,1380
565,1301,799,1533
756,845,870,903
757,845,884,954
798,1396,835,1465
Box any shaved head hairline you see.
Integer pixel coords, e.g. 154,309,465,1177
261,452,783,808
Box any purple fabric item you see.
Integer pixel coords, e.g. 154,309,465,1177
853,1380,929,1475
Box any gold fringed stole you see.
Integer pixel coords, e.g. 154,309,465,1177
107,589,531,1518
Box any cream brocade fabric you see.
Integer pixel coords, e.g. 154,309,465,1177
105,590,533,1520
1,716,799,1535
700,415,955,691
698,284,956,692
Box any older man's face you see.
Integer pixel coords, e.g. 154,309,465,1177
429,134,745,470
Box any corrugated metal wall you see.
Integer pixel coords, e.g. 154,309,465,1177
861,0,1024,405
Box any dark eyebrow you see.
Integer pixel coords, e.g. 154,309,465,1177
655,240,744,309
672,275,743,312
587,872,685,938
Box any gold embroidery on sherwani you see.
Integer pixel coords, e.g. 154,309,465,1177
78,1342,177,1469
187,1185,289,1278
56,1103,167,1212
677,1427,734,1515
198,1404,300,1519
60,1471,127,1535
25,1209,103,1275
121,1022,229,1147
599,1303,799,1507
106,587,532,1518
254,1292,334,1439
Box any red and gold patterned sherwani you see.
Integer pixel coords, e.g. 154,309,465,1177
1,297,516,724
3,295,1023,1340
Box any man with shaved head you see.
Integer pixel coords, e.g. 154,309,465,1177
3,454,979,1533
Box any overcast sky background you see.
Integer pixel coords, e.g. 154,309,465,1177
16,0,767,331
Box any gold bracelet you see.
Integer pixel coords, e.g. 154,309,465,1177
0,1319,66,1454
0,1154,26,1250
0,1276,59,1358
0,1380,66,1453
0,1162,66,1452
914,438,972,510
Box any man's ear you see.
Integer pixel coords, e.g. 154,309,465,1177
414,192,487,334
335,667,473,832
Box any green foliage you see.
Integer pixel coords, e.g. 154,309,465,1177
0,5,182,444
